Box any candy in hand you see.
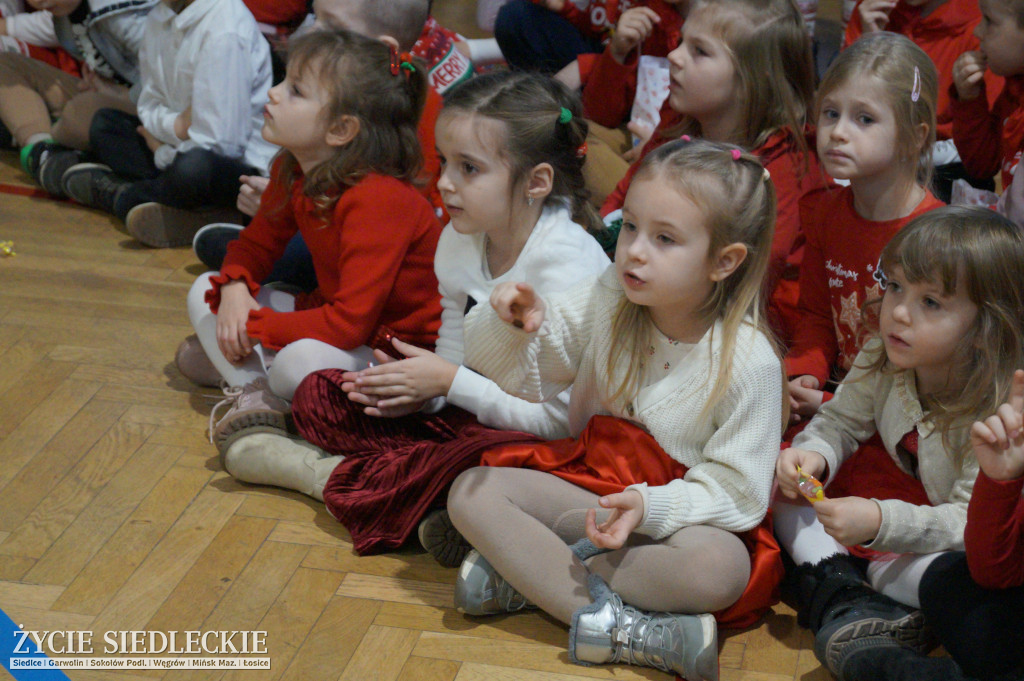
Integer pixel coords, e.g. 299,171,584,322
797,466,827,503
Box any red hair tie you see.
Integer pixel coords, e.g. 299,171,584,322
389,44,400,76
576,141,588,158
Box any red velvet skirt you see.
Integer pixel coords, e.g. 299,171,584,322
291,369,542,555
482,415,785,629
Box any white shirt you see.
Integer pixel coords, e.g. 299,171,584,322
136,0,276,172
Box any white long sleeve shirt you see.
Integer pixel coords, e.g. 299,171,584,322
464,267,784,538
433,202,610,440
136,0,276,172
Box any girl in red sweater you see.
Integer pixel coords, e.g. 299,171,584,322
600,0,829,346
786,32,944,424
181,29,443,449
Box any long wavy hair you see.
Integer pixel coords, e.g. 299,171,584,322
861,206,1024,454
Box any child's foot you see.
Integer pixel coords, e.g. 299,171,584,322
570,574,719,681
126,203,245,248
175,334,221,387
814,597,933,676
209,378,292,453
61,163,123,213
418,509,472,567
220,428,334,500
454,549,535,615
38,148,88,198
20,139,59,180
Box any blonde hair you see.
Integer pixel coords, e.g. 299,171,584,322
665,0,815,154
607,139,784,423
817,31,938,187
271,28,427,216
862,206,1024,453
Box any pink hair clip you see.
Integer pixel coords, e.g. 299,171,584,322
680,135,692,142
731,149,742,161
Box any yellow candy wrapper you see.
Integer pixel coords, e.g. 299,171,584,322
797,466,826,503
0,240,14,257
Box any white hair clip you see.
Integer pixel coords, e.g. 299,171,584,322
911,66,921,103
763,167,771,182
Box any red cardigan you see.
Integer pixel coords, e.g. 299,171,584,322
207,167,443,352
844,0,1002,140
951,75,1024,189
579,0,684,128
784,187,944,384
965,471,1024,589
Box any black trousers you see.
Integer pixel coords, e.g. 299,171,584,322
89,108,257,221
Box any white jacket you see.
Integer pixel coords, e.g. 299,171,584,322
136,0,276,172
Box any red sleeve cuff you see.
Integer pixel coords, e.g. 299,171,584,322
204,266,261,313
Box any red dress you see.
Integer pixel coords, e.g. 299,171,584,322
483,415,785,629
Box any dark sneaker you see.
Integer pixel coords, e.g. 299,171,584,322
192,222,244,269
126,203,245,248
418,509,472,567
20,139,60,180
38,148,88,197
815,595,934,676
61,163,123,213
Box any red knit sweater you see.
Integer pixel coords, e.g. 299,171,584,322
207,166,443,352
844,0,1003,140
951,75,1024,189
965,471,1024,589
784,186,944,384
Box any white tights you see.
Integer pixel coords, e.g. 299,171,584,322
772,498,943,608
187,273,375,399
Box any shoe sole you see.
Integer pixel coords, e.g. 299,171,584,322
127,203,242,248
418,509,471,568
816,609,933,674
214,409,293,455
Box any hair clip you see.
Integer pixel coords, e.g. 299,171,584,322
762,167,771,182
575,141,588,159
911,65,921,103
730,149,742,161
558,107,573,124
680,134,692,142
389,44,400,76
400,52,416,75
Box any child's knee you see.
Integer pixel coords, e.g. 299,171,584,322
186,272,218,325
447,467,490,528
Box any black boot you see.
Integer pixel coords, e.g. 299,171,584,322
790,554,934,676
840,638,971,681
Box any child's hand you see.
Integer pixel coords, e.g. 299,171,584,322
971,369,1024,481
237,175,269,217
490,282,545,332
954,50,987,102
539,0,566,10
622,120,654,163
856,0,896,33
609,7,661,63
341,338,458,417
813,496,882,546
777,447,828,500
585,490,645,549
788,375,824,424
173,106,192,141
215,280,260,364
136,126,162,153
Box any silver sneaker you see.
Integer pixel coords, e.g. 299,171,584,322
570,575,719,681
454,549,535,615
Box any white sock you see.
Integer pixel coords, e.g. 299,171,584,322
773,499,847,565
866,553,944,609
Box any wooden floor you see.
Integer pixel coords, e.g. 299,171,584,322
0,2,843,679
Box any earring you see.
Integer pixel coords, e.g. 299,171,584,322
527,195,535,207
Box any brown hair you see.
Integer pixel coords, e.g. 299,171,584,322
665,0,815,155
439,71,605,237
862,206,1024,452
817,31,937,187
272,28,427,215
607,138,786,425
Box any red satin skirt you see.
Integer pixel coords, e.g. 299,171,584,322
482,415,785,629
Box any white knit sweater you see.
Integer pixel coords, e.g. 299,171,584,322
793,340,978,554
463,266,784,538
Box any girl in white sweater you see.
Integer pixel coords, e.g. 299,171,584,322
773,206,1024,680
449,138,785,681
